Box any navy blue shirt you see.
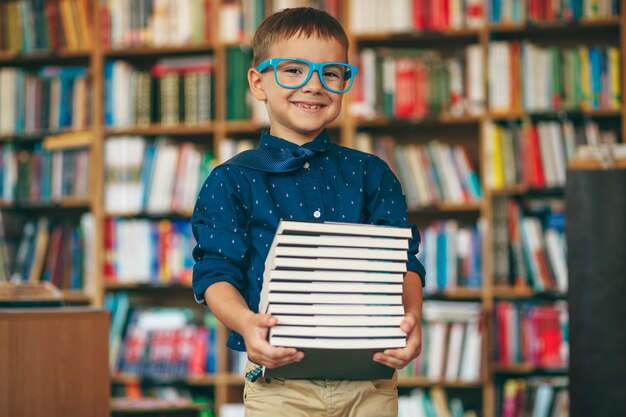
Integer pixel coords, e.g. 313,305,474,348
191,129,425,351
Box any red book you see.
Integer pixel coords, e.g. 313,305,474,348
413,57,428,118
496,302,511,364
43,0,60,50
395,57,416,119
526,124,546,188
103,217,117,281
412,0,426,31
188,327,209,376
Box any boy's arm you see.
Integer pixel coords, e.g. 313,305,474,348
204,282,303,369
373,271,423,369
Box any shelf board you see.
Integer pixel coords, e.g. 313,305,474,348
0,200,14,209
224,120,269,134
104,210,194,219
355,115,482,128
410,201,483,213
354,28,481,42
486,185,565,197
61,290,92,305
487,17,621,34
0,49,90,63
104,43,215,58
105,282,192,291
398,376,484,388
491,286,567,300
0,129,92,142
488,108,622,120
492,363,568,375
111,402,205,414
105,124,215,136
16,197,91,209
424,288,483,300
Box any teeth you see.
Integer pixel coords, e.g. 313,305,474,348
299,103,321,109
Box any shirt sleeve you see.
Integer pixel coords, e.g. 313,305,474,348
191,167,250,304
363,156,426,286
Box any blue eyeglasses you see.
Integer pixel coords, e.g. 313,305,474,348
256,58,358,94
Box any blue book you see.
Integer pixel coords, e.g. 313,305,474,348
436,223,447,290
104,61,114,126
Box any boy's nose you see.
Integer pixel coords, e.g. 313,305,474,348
301,70,324,92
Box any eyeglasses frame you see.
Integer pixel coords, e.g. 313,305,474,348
255,57,359,94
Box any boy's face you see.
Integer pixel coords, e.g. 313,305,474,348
248,35,347,145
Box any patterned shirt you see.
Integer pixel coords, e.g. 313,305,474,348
191,129,425,351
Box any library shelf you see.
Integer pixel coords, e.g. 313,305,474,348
397,377,485,389
0,50,91,64
424,288,483,300
15,198,92,209
487,17,621,34
105,124,216,137
353,28,482,43
105,283,193,291
491,364,568,376
4,1,623,416
104,44,217,58
60,290,93,305
488,108,622,121
355,115,482,128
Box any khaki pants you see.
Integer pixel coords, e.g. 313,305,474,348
243,362,398,417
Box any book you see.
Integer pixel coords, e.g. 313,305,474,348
261,220,411,380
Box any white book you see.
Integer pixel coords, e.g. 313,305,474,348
459,320,482,382
269,256,407,272
271,245,408,261
268,269,405,283
267,304,405,316
270,336,407,350
444,322,465,380
276,220,412,239
273,233,409,249
268,281,402,294
273,315,404,327
426,321,448,380
267,292,402,305
270,325,406,339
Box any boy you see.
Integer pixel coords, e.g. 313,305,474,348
192,7,425,416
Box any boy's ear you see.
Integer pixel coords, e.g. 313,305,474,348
248,68,267,101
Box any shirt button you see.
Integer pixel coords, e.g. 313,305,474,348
303,162,310,169
313,210,321,218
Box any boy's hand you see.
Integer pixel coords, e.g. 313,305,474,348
372,312,422,369
242,313,304,369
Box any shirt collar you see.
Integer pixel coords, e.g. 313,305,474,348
259,129,332,153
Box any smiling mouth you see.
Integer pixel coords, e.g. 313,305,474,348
294,102,326,110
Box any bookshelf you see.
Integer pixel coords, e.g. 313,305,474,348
1,0,623,416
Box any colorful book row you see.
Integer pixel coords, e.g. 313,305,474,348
492,197,567,292
1,213,95,292
103,217,195,284
419,220,484,293
494,301,569,369
105,56,213,128
350,0,486,34
0,66,90,136
483,119,618,190
104,136,215,215
488,43,621,113
0,0,92,54
101,0,213,48
488,0,618,23
400,301,483,382
351,45,485,120
356,134,482,208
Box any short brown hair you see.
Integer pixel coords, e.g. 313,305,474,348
251,7,349,67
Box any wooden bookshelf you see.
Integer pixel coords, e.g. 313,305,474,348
1,0,623,416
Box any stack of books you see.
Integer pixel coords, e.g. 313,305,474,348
259,220,412,379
